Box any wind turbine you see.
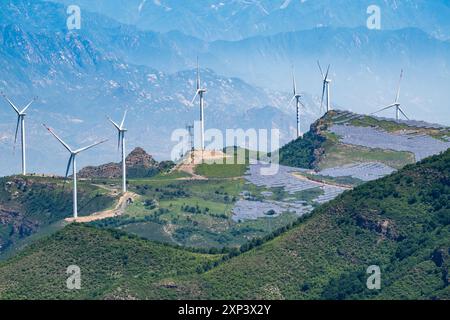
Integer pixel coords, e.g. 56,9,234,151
43,124,107,218
1,92,37,175
372,70,409,122
107,110,127,193
191,57,207,151
289,68,306,138
317,61,332,114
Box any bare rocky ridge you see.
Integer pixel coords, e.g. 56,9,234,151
78,147,174,179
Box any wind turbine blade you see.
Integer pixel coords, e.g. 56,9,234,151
117,131,121,151
292,67,297,95
43,124,73,153
65,154,74,179
289,95,296,105
371,104,396,115
191,91,199,105
395,69,403,103
325,64,330,80
21,97,37,113
320,83,326,112
317,61,324,79
120,110,127,129
398,107,409,120
1,92,20,114
196,56,200,90
299,100,306,109
14,116,20,145
107,116,121,131
75,139,108,154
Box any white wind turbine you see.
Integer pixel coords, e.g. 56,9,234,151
191,57,207,151
43,124,107,218
318,61,332,114
1,92,38,175
372,70,409,122
107,110,127,193
289,68,306,138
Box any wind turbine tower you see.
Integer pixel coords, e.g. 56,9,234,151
1,92,37,175
289,68,305,138
43,124,107,218
107,110,128,193
318,61,332,114
372,70,409,122
191,58,207,151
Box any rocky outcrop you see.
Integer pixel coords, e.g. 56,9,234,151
78,147,174,179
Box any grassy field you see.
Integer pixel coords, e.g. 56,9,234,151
90,175,313,249
195,163,247,178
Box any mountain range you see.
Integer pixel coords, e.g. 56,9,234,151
0,0,449,178
50,0,450,41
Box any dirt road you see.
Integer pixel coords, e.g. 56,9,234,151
65,191,139,223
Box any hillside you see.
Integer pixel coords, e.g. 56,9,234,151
280,110,450,173
162,149,450,299
0,149,448,299
78,147,174,179
0,224,221,299
0,176,116,256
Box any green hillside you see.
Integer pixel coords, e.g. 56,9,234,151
0,150,448,300
0,176,116,256
181,149,449,299
0,224,221,299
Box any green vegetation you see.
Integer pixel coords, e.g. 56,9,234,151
194,148,261,178
195,162,247,178
0,176,116,256
1,150,448,299
0,224,221,299
175,149,449,299
90,176,305,249
279,130,326,169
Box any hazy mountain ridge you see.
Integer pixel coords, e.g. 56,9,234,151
7,0,448,125
0,1,306,176
49,0,450,41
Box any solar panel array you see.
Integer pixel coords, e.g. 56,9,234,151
245,164,319,194
318,162,396,181
330,124,450,161
232,199,313,222
231,163,347,221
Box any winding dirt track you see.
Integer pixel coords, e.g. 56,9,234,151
65,191,139,223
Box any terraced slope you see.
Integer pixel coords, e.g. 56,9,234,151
0,150,448,300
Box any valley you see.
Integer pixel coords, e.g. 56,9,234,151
0,143,448,300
